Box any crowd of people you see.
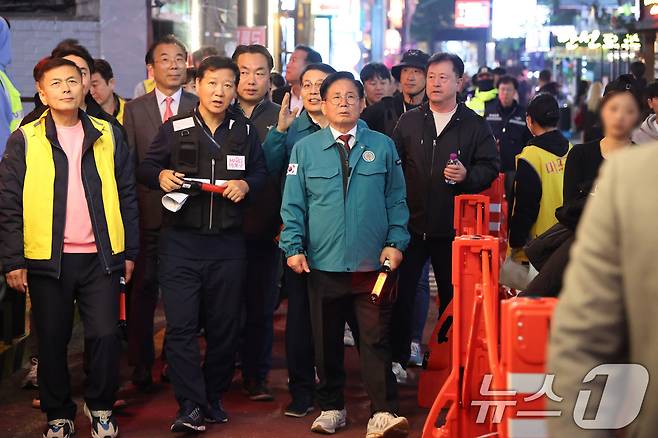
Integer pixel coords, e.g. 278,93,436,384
0,14,657,438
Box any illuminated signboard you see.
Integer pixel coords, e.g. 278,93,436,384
556,30,642,52
455,0,491,29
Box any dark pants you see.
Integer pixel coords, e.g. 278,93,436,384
393,233,453,366
241,239,280,383
128,228,160,369
159,254,245,407
308,270,397,414
284,265,315,402
29,253,121,421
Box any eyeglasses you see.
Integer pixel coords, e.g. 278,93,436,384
326,94,358,106
156,57,187,67
302,81,324,91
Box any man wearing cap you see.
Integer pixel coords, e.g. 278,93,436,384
280,71,410,437
466,66,499,117
390,53,499,379
361,49,429,137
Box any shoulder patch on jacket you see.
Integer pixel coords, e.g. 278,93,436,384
287,163,298,176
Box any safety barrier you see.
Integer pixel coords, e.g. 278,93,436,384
421,233,557,437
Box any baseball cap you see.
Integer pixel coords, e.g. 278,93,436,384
391,49,430,81
527,93,560,127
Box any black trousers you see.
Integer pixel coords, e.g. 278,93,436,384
308,270,397,414
284,265,316,402
392,233,454,365
128,228,160,369
240,239,280,383
159,254,245,407
29,253,121,421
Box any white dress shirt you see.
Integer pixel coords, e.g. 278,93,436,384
154,87,183,121
289,91,303,115
330,124,358,150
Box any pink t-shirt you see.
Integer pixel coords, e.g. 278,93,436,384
56,121,97,253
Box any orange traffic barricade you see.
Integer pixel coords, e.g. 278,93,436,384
422,235,500,438
498,297,558,438
453,195,490,236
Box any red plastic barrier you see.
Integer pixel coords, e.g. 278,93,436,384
498,298,558,438
481,173,508,263
422,235,500,438
453,195,490,236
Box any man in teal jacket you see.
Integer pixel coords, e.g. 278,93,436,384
280,71,410,437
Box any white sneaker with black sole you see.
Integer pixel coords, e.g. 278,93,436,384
392,362,408,384
84,403,119,438
311,409,347,434
23,356,39,389
42,419,75,438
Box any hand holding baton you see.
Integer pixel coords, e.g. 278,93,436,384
371,259,392,304
181,179,227,194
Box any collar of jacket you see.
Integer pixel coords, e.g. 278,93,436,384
295,110,321,133
40,108,103,152
235,98,275,120
527,129,570,156
318,120,369,150
421,101,464,125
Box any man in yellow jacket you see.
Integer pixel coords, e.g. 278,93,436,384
509,93,571,259
0,57,139,438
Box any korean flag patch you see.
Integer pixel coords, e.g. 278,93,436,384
287,163,299,176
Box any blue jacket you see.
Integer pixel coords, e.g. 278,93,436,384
0,18,14,155
280,124,410,272
262,111,368,175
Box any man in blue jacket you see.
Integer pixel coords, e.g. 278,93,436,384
280,71,411,437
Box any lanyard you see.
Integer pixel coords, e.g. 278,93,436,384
193,112,224,151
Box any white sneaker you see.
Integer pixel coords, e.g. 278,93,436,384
311,409,347,434
23,356,39,389
366,412,409,438
344,324,355,347
408,342,423,367
392,362,408,384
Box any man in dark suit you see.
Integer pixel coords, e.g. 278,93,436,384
123,34,198,390
271,45,322,113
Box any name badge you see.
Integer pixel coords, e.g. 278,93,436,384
227,155,246,171
173,117,195,132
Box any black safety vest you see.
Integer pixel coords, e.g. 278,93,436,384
166,110,251,233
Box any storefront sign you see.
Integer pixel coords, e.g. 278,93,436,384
236,26,267,45
555,30,641,52
311,0,342,15
455,0,491,29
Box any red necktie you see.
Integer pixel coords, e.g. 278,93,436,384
338,134,352,152
163,96,174,123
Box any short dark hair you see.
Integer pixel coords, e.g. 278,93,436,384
497,75,518,90
427,52,465,78
320,71,364,100
34,57,82,82
185,67,196,82
294,45,322,64
539,69,552,82
51,41,95,74
630,61,646,79
600,74,643,111
360,62,391,83
192,46,219,65
146,34,188,65
300,63,336,83
196,56,240,84
232,44,274,72
646,80,658,100
526,93,560,128
270,71,286,88
93,59,114,83
492,67,507,76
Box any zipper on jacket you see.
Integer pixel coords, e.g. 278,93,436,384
423,138,437,241
54,148,69,279
209,158,215,230
82,163,111,274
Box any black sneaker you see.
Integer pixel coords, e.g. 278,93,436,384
43,419,74,438
171,401,206,433
243,380,274,402
284,397,315,418
84,403,119,438
204,399,229,424
131,366,153,391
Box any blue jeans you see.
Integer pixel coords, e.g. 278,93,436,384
411,260,430,343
